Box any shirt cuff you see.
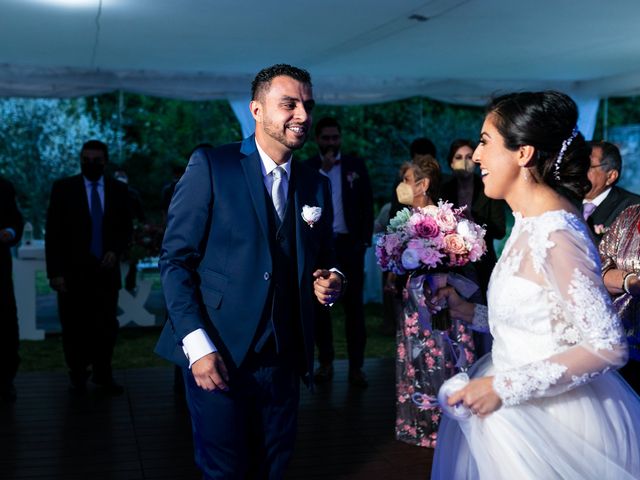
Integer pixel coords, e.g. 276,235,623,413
181,328,217,368
328,267,347,306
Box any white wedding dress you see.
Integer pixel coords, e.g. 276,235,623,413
432,210,640,479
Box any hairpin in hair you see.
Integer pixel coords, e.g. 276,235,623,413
553,127,579,181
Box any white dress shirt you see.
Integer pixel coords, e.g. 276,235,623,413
318,152,349,235
583,187,612,209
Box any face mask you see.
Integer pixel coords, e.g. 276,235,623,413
396,182,415,206
81,163,105,182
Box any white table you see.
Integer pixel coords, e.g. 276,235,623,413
13,241,158,340
13,241,47,340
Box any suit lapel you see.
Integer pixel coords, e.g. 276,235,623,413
239,136,270,243
592,187,619,225
293,163,310,287
74,175,91,222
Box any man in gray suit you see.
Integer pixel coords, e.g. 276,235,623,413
582,141,640,243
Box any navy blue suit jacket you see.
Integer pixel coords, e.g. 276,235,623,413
305,153,374,247
156,136,335,378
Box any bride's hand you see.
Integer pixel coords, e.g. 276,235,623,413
447,377,502,417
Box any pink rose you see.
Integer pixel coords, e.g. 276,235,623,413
443,233,467,255
411,215,440,238
435,209,457,232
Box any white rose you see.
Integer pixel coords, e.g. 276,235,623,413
301,205,322,227
456,220,475,241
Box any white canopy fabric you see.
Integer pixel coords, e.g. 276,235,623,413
2,0,640,137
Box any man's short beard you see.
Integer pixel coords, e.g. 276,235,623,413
319,145,338,156
264,121,307,150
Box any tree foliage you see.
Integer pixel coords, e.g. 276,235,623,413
0,98,121,236
4,92,637,234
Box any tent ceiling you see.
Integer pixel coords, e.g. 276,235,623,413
1,0,640,104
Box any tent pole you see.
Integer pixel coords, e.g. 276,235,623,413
603,97,609,141
118,90,124,163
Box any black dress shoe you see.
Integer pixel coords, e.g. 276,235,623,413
313,364,334,384
0,384,17,402
348,369,369,388
92,378,125,396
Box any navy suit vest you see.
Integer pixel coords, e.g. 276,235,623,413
253,183,300,355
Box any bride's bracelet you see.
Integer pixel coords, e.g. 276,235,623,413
623,271,638,295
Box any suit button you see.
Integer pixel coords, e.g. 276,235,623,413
264,272,271,280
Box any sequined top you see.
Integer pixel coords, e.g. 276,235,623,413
600,204,640,361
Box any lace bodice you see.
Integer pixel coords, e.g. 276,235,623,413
474,210,627,406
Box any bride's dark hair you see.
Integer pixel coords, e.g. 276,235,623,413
487,91,591,203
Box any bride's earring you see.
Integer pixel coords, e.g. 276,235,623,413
523,168,529,181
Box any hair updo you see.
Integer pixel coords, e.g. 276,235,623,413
400,154,442,200
487,91,591,203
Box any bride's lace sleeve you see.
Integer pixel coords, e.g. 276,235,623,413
493,225,628,407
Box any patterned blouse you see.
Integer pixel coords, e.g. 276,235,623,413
600,204,640,361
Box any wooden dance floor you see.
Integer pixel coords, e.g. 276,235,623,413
0,358,433,479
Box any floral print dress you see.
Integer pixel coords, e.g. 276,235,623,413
395,273,476,448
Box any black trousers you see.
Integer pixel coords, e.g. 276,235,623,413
314,234,367,370
57,276,119,383
0,260,19,387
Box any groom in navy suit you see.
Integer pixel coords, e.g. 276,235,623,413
156,64,343,479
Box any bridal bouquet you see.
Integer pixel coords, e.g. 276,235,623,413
375,201,487,275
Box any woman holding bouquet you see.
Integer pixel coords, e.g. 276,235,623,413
387,156,480,448
431,91,640,479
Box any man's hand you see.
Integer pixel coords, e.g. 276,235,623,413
447,376,502,417
191,352,230,392
0,229,14,244
313,269,343,305
50,276,68,293
101,251,118,269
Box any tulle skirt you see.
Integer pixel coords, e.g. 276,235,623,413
432,354,640,479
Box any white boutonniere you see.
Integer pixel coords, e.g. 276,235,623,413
346,171,360,188
301,205,322,228
594,224,608,235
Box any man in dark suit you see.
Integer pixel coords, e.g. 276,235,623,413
45,140,132,394
305,117,373,387
0,177,24,402
583,141,640,243
155,64,343,478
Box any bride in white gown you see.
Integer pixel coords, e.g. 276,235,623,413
430,91,640,479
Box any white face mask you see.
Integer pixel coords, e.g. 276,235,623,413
396,182,415,206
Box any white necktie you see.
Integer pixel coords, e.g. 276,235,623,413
271,166,286,221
